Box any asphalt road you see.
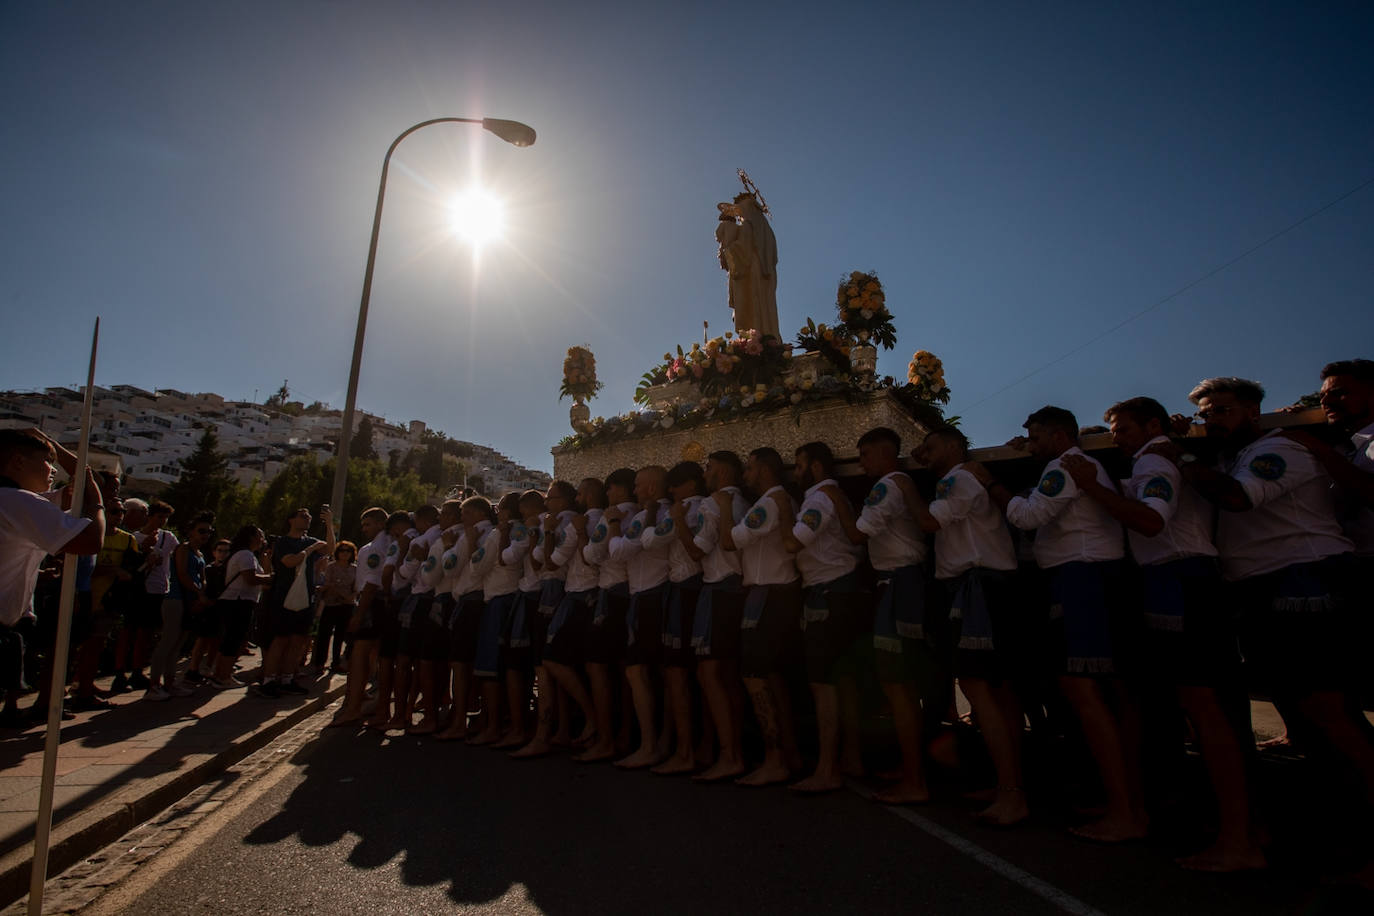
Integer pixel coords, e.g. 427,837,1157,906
80,718,1374,916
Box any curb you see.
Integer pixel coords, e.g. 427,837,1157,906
0,684,344,909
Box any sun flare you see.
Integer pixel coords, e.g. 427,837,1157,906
447,188,506,247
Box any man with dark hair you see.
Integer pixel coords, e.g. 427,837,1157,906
572,467,638,761
112,499,176,693
0,429,104,722
329,506,390,727
363,511,415,728
638,461,706,774
1305,360,1374,559
542,477,605,752
1063,397,1259,868
604,466,671,768
719,446,802,786
1156,376,1373,814
387,503,440,728
843,427,932,805
986,406,1140,841
786,441,867,794
688,451,751,781
258,506,335,697
909,425,1026,825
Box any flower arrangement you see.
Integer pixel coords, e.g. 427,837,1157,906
634,330,791,403
836,271,897,350
905,349,951,404
794,317,854,373
560,346,603,402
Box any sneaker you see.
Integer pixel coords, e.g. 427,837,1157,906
142,687,170,702
183,670,205,685
128,672,150,690
279,681,308,695
256,682,282,698
167,683,194,697
109,674,130,694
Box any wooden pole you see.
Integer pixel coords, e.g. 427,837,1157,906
28,317,99,915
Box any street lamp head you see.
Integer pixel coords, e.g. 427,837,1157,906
482,118,537,148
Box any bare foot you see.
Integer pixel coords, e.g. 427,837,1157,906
493,731,528,749
551,731,573,747
434,726,467,742
694,758,746,783
975,790,1029,827
963,786,997,803
873,779,931,805
363,714,390,730
407,719,437,736
1256,732,1291,750
790,773,845,794
1069,815,1149,844
384,715,410,731
510,740,551,759
736,762,791,787
650,755,696,776
327,712,364,728
1175,842,1267,872
573,726,597,748
615,748,660,770
575,742,616,763
467,729,501,746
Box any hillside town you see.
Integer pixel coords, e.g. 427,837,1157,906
0,385,550,496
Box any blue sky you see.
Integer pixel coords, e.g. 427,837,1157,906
2,1,1371,473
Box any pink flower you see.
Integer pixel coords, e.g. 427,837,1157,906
744,339,763,355
692,364,704,379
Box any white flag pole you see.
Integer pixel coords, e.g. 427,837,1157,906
28,317,99,915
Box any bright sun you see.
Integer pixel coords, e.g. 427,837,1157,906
447,188,506,247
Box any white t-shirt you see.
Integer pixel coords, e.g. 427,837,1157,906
220,549,265,603
791,479,861,587
695,488,748,584
1345,420,1374,556
641,496,705,584
1122,437,1217,567
927,465,1017,579
612,501,671,594
730,486,799,587
141,528,180,595
0,488,91,626
1005,447,1125,569
356,534,391,591
586,502,636,588
564,509,602,593
1217,430,1353,580
856,472,928,571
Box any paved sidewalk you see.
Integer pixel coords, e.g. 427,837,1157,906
0,652,343,908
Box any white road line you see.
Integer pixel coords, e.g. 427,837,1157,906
848,781,1110,916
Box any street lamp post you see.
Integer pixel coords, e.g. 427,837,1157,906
329,117,535,525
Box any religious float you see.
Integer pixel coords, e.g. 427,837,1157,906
551,171,954,482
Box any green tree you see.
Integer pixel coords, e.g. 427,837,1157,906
254,455,427,542
163,428,234,522
350,415,378,460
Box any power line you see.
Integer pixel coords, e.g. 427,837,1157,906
963,173,1374,411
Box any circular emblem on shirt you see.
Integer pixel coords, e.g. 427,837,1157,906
472,547,486,564
1141,476,1174,502
801,508,822,531
366,553,381,569
627,519,643,539
511,525,527,542
691,513,705,535
422,555,437,573
1038,470,1066,497
655,517,674,536
590,524,607,544
864,482,887,507
1249,453,1286,481
443,553,458,570
745,506,768,529
555,530,567,547
386,543,398,558
935,476,955,500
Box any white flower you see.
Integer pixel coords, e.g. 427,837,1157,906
860,309,873,319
